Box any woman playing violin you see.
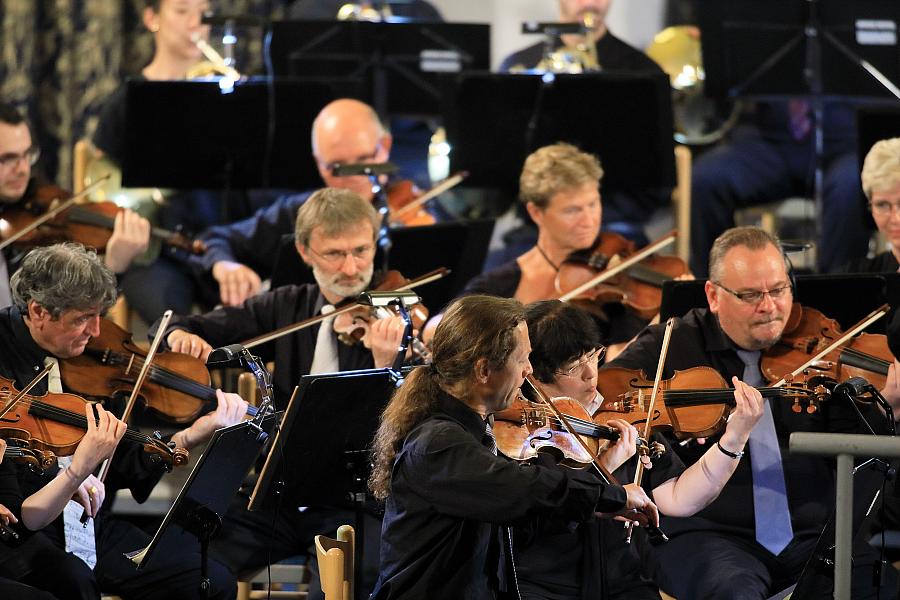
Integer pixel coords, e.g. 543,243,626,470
0,242,243,599
511,300,762,600
368,294,658,600
608,227,900,600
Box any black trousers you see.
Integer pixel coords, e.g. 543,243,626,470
0,532,97,600
0,577,59,600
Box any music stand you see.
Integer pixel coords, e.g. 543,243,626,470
660,273,896,331
269,20,490,117
125,417,275,598
121,78,334,190
248,368,402,600
270,218,495,311
443,72,675,194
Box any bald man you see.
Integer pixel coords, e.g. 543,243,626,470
196,98,394,306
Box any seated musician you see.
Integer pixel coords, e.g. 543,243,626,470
459,143,647,354
0,242,246,599
0,406,125,600
157,187,408,409
515,299,762,600
0,101,150,306
195,97,436,307
607,226,900,599
368,294,658,600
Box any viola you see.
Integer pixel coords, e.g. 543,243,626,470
0,376,187,470
594,366,830,439
555,231,688,320
0,428,57,472
837,333,893,390
0,183,205,255
60,318,261,424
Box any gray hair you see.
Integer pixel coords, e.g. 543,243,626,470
294,187,380,246
11,243,118,318
708,227,786,283
861,137,900,200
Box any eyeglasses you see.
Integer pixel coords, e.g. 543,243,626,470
712,281,791,305
554,347,605,377
307,244,375,265
869,200,900,217
0,146,40,169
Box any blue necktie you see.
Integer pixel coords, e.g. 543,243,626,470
736,349,794,555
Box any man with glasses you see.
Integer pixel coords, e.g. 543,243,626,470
607,226,900,599
514,298,762,600
0,102,150,307
196,97,398,307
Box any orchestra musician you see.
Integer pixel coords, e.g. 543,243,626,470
607,226,900,599
195,98,411,307
368,294,658,600
0,242,246,599
155,187,408,597
515,299,763,600
456,143,648,355
0,101,151,307
846,136,900,273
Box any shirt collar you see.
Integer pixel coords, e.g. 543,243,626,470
434,389,489,440
8,305,50,364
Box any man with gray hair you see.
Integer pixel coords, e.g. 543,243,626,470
609,226,900,599
0,242,247,599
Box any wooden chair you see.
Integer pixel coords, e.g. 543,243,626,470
237,563,309,600
672,144,692,263
315,525,355,600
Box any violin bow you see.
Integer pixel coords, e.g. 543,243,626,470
242,267,449,349
391,171,468,219
0,175,111,251
81,310,176,523
0,363,53,420
625,317,675,542
771,304,890,388
556,231,677,302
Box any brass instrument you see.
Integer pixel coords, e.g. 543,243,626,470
337,2,393,22
530,12,601,74
188,34,242,82
646,26,740,145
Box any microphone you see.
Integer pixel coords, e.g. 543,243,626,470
832,376,871,402
206,344,248,368
331,162,398,177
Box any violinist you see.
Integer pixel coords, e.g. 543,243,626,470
515,299,763,600
196,98,440,307
154,187,407,595
0,102,150,306
0,242,243,599
607,226,900,599
368,294,658,600
459,143,646,352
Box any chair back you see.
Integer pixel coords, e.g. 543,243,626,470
314,524,355,600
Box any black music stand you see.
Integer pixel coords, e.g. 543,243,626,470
660,273,897,330
248,368,402,600
443,72,675,194
125,417,275,598
269,20,490,117
270,218,495,310
121,78,334,190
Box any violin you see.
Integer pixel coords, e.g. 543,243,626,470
60,318,262,424
0,376,187,470
556,231,688,320
385,172,467,227
594,366,830,439
0,183,206,255
0,428,57,472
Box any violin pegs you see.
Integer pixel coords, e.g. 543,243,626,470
806,401,818,415
791,398,803,414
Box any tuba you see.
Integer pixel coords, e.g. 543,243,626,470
646,26,740,145
532,12,601,74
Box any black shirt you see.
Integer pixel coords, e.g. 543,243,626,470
607,307,890,540
154,283,376,410
842,250,899,274
499,32,664,74
371,390,627,600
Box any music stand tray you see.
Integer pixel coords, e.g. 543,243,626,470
443,72,675,194
126,418,275,595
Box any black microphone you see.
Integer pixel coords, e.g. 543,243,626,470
206,344,247,368
832,376,871,401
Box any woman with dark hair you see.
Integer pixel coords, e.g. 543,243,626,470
369,294,658,600
514,300,763,600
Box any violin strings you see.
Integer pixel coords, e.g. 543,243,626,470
2,397,155,445
841,347,891,369
91,349,218,401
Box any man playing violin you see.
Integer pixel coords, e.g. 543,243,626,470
459,143,647,355
0,101,151,308
196,98,401,307
514,299,763,600
369,294,658,600
608,226,900,599
0,242,247,599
